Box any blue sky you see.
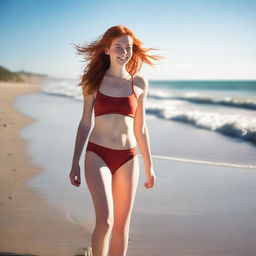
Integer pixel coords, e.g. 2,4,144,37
0,0,255,80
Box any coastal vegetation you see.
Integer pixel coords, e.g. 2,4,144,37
0,66,48,83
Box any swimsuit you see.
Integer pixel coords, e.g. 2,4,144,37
86,141,137,174
94,75,138,118
86,75,138,174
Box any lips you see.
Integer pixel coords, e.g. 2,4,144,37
118,56,128,61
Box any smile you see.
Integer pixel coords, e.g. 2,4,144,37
118,57,128,61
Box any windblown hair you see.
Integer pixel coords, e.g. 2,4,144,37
72,25,164,95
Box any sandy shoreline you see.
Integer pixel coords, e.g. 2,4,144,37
0,82,90,256
1,81,256,256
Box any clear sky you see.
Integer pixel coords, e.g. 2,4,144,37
0,0,256,80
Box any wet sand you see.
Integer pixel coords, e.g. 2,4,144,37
0,82,90,256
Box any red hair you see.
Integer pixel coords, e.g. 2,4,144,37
72,25,164,95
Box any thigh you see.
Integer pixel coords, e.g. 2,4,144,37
84,151,114,221
112,155,140,224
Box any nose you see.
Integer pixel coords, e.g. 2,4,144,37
120,48,127,55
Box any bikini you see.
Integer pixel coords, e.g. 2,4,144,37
86,75,138,174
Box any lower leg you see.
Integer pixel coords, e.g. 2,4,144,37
92,222,113,256
109,224,130,256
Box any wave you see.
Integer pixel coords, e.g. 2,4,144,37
148,89,256,110
42,86,83,101
147,106,256,145
142,154,256,169
41,82,256,145
41,81,256,110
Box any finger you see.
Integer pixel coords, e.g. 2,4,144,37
74,176,80,183
144,182,150,188
70,176,80,187
69,176,76,185
72,181,80,187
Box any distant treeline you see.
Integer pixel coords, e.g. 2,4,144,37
0,66,48,83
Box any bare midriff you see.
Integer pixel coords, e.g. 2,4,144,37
88,114,137,149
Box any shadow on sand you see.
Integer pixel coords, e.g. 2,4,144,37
0,252,39,256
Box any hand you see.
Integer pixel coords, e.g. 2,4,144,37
144,169,156,189
69,164,81,187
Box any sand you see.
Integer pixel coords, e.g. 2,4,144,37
1,81,256,256
0,82,90,256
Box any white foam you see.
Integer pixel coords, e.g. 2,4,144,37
40,79,256,144
137,154,256,169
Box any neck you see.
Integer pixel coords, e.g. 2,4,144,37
105,65,130,78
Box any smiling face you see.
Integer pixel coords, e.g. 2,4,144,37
105,34,133,66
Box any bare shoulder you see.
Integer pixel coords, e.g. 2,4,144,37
134,75,148,91
82,90,96,109
82,87,97,100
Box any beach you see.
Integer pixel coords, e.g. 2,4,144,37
1,0,256,255
0,82,90,256
1,80,256,256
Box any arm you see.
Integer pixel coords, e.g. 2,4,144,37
69,92,95,187
133,76,156,188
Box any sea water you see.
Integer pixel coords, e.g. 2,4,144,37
41,78,256,145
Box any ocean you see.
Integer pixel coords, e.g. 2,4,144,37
41,78,256,146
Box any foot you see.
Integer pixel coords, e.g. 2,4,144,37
83,246,93,256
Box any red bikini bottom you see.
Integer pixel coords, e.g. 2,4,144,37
86,141,137,174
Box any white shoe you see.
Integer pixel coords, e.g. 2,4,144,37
84,246,93,256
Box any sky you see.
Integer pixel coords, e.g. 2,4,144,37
0,0,256,80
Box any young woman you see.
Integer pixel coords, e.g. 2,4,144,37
69,25,163,256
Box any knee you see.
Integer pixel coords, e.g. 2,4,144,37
96,215,114,232
112,220,130,235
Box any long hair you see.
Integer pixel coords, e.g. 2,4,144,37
72,25,164,95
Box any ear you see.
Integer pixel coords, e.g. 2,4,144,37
105,47,110,55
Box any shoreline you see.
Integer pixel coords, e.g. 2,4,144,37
0,82,90,256
1,81,256,256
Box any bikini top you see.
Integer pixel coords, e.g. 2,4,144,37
94,75,138,118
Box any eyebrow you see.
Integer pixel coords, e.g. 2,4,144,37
114,43,132,46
